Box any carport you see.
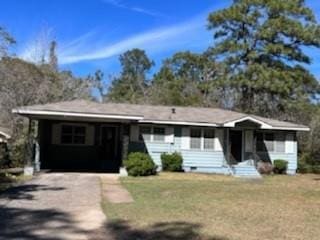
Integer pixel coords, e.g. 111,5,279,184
13,101,143,173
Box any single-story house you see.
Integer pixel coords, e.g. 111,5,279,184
13,100,309,176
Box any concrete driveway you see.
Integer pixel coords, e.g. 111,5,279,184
0,173,107,240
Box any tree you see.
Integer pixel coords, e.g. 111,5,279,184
0,26,15,57
208,0,320,116
107,49,154,103
49,40,58,71
22,25,54,64
0,57,94,167
150,51,225,107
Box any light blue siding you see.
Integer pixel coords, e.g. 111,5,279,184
257,152,297,174
256,135,298,174
128,125,298,175
129,126,227,174
181,150,225,168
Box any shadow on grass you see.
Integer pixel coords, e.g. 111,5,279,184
104,219,228,240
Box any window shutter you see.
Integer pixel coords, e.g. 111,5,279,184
130,125,139,142
181,127,190,150
86,125,95,145
165,127,174,143
51,124,61,144
285,133,295,153
215,129,224,151
245,130,253,152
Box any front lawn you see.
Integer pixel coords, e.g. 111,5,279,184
102,173,320,240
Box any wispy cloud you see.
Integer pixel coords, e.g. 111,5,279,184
19,25,55,63
58,14,208,65
101,0,167,18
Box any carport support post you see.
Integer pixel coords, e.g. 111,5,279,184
24,118,34,175
23,119,40,175
34,120,40,172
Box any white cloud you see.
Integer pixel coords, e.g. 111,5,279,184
101,0,166,18
58,14,207,65
19,26,55,63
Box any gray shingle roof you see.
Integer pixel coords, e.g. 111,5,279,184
13,100,309,130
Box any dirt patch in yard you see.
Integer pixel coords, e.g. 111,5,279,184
101,175,134,204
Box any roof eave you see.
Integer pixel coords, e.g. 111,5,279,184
138,120,219,127
12,109,144,121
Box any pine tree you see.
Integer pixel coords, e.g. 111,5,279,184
107,49,154,103
208,0,320,116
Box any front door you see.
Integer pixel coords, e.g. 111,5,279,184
229,130,242,164
101,126,118,172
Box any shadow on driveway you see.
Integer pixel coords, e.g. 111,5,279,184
0,184,65,201
0,207,88,240
0,173,103,240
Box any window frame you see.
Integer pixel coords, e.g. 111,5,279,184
256,131,286,153
203,128,215,150
190,128,202,150
59,123,87,146
139,126,152,142
138,125,166,143
189,128,216,151
153,127,165,142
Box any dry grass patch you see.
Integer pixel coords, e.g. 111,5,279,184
102,173,320,240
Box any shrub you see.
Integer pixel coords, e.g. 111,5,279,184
161,152,183,172
273,159,288,174
312,165,320,174
299,152,317,165
257,161,274,175
124,152,157,177
297,161,313,174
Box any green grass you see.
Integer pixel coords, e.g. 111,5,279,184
102,173,320,240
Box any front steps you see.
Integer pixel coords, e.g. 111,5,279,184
230,161,262,178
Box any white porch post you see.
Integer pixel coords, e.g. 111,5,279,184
34,120,40,172
226,128,230,165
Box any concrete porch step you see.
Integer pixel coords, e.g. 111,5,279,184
232,165,262,178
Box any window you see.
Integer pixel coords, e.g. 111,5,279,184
204,129,215,150
139,126,151,141
256,132,286,153
264,133,274,152
256,132,264,152
153,127,165,142
190,128,201,149
61,125,86,145
275,133,285,152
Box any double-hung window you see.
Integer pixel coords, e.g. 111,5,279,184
204,129,215,150
139,126,151,141
153,127,165,142
256,132,286,153
61,125,86,145
190,128,215,150
139,126,165,142
190,128,202,149
264,133,274,152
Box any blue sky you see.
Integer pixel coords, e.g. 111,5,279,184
1,0,320,82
